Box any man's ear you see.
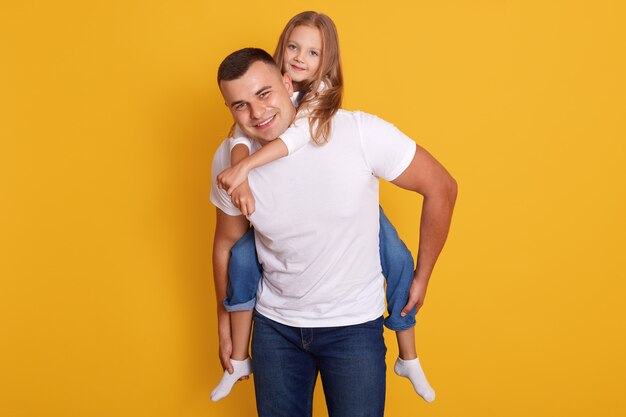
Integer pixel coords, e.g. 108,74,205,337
283,73,294,96
218,83,228,107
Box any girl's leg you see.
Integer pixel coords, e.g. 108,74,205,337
211,228,261,402
396,327,417,360
394,329,435,402
379,206,435,402
223,228,262,312
231,310,254,360
211,310,254,402
379,207,417,333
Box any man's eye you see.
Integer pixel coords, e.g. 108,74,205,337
235,103,247,110
260,91,270,98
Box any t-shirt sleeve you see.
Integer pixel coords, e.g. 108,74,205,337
229,125,253,152
278,117,311,154
357,112,417,181
209,141,243,216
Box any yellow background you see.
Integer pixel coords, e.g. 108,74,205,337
2,1,625,416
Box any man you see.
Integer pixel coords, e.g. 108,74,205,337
210,48,457,417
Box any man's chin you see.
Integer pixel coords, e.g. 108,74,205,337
254,135,277,146
237,128,262,143
248,129,282,145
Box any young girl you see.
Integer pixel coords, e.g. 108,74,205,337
211,11,435,403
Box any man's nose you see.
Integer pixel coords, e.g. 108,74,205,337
249,102,264,119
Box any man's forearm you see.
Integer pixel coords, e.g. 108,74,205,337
212,209,250,324
390,146,458,286
213,231,232,334
414,183,457,282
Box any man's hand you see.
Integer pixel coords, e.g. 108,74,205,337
217,162,251,196
230,181,256,216
401,275,430,316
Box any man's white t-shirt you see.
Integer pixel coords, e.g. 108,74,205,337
211,110,416,327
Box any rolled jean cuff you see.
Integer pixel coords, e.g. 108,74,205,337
384,311,417,331
223,297,256,312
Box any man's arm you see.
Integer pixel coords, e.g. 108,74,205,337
391,145,458,315
212,208,249,372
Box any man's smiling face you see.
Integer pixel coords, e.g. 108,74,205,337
220,61,296,145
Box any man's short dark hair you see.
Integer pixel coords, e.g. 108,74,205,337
217,48,278,85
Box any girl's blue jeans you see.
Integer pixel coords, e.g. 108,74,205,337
224,206,417,331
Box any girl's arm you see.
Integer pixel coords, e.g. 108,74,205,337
217,121,310,195
218,139,288,195
228,127,257,216
230,143,251,165
229,144,256,216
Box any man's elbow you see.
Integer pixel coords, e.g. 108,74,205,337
433,173,457,208
447,175,458,205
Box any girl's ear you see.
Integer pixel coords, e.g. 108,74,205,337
282,72,294,96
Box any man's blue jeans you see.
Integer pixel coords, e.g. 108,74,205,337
251,312,387,417
224,206,417,330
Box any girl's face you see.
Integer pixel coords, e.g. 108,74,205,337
283,25,322,85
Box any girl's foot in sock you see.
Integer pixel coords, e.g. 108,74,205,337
210,358,252,402
394,357,436,402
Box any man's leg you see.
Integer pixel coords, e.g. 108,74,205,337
316,316,387,417
251,312,318,417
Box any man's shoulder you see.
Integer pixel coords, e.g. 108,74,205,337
212,138,231,172
212,137,232,152
213,136,261,161
217,137,232,151
332,109,395,132
334,109,386,123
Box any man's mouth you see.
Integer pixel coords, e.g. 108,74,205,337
255,114,276,129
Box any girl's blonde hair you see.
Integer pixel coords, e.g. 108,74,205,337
274,11,343,145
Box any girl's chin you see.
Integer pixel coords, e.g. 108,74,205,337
288,73,307,83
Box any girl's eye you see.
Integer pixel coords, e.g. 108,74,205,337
287,44,297,51
309,51,319,57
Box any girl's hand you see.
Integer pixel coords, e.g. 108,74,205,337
231,181,256,217
217,162,251,195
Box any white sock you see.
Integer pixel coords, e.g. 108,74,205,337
394,357,436,402
210,358,252,402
